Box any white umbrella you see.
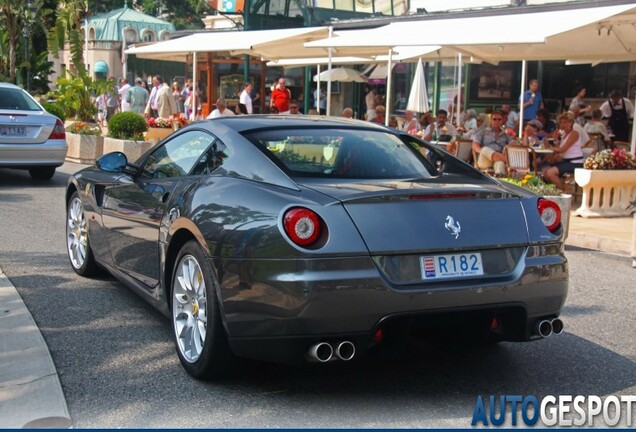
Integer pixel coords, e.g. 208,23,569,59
313,67,367,83
406,58,429,113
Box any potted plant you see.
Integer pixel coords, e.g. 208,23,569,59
501,174,572,239
65,121,104,164
145,114,189,144
103,112,152,162
574,149,636,218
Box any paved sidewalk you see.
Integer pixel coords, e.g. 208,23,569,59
0,269,71,428
567,215,635,258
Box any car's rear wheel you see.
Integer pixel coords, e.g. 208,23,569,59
66,192,100,276
29,166,56,180
171,240,234,380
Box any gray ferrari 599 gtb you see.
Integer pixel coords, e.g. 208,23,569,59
65,116,567,379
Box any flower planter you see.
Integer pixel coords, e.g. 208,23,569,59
103,137,154,163
65,132,104,164
573,168,636,218
145,127,175,145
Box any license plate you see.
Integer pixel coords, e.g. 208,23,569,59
0,126,26,136
420,252,484,280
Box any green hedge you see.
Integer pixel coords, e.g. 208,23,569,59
108,112,148,140
42,102,66,122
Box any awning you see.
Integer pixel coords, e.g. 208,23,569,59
126,27,331,62
305,3,636,63
94,60,109,74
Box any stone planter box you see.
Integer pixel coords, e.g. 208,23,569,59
103,137,154,163
573,168,636,218
145,127,175,145
65,132,104,164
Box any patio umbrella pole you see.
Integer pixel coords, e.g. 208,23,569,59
316,64,321,112
457,52,462,126
385,48,393,127
327,26,333,117
518,60,527,138
193,53,197,120
631,92,636,153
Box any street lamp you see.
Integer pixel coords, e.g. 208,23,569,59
23,0,38,93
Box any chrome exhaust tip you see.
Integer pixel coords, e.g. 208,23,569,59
308,342,333,363
551,318,564,335
534,320,553,338
335,341,356,361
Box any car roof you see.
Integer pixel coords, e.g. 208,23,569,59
208,115,396,133
0,82,23,90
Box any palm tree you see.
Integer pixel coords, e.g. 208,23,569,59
0,0,26,82
47,0,87,76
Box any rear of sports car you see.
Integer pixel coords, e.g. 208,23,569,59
222,126,567,364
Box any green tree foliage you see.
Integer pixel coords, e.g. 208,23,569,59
47,0,88,77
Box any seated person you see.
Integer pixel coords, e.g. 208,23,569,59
423,109,456,141
536,108,558,140
540,112,585,190
289,100,303,115
207,98,235,119
401,110,420,133
341,107,353,118
584,109,610,144
520,119,543,147
471,111,512,175
369,105,386,124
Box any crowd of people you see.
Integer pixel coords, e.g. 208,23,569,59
97,73,632,190
367,79,633,190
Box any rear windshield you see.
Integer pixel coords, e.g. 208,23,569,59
244,128,436,179
0,88,42,111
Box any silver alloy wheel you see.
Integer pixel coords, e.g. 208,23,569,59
67,197,88,269
172,254,208,363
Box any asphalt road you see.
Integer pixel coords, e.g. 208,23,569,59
0,163,634,428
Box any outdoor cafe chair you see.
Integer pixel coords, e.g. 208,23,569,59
453,139,474,164
504,144,537,178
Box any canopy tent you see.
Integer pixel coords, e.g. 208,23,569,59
305,2,636,147
125,26,331,61
305,4,636,62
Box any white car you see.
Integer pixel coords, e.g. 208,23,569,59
0,83,67,180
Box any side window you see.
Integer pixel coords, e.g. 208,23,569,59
141,130,215,179
191,140,230,175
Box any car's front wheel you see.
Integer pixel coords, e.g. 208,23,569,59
29,166,56,180
66,192,100,276
171,240,235,380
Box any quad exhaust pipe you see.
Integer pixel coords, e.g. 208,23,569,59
307,341,356,363
533,318,564,338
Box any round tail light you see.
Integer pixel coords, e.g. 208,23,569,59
538,199,561,233
283,207,322,247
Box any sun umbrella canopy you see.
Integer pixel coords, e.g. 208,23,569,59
313,68,367,83
406,58,429,114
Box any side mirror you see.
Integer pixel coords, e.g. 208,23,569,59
96,152,128,173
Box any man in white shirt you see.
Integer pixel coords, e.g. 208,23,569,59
207,99,235,119
118,78,131,112
239,83,253,114
599,89,634,142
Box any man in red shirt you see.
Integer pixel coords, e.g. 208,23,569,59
270,78,291,114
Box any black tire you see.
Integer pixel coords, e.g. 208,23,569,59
171,240,235,380
66,192,101,277
29,166,56,180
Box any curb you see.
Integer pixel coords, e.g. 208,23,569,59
565,232,632,256
0,268,71,428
